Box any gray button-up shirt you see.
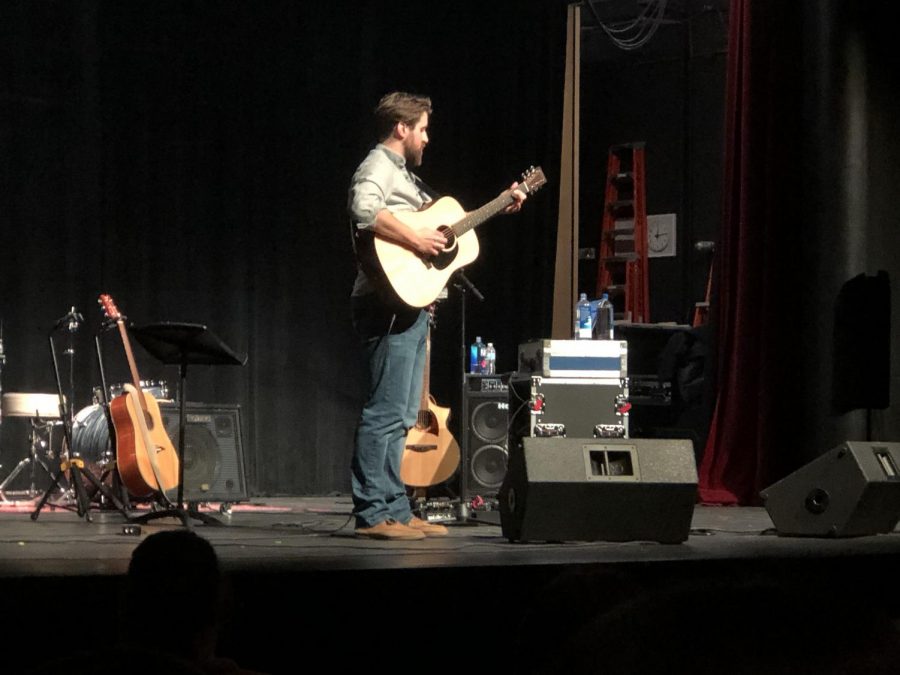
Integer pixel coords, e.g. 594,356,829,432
348,144,431,296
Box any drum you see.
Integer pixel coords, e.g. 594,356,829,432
71,404,115,475
1,393,62,419
95,380,172,404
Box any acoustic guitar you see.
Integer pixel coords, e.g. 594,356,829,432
98,294,179,498
356,166,547,308
400,306,460,488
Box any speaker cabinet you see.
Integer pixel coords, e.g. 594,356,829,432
461,374,510,500
499,437,697,543
761,441,900,537
159,402,248,503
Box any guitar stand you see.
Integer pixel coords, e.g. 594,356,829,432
128,322,247,530
32,319,130,522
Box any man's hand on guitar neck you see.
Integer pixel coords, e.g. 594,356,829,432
373,208,447,256
502,181,527,214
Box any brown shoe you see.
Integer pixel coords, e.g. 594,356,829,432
406,516,449,537
355,519,426,540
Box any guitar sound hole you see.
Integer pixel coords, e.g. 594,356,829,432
439,226,457,252
431,226,458,270
417,410,436,430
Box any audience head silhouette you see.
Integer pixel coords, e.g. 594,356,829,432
123,529,223,664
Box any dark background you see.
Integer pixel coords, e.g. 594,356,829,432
2,0,897,498
1,0,570,496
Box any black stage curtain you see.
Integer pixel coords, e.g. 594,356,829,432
1,0,567,495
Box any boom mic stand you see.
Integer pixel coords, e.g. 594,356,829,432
452,270,484,522
31,309,129,522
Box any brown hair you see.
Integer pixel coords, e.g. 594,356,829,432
374,91,432,141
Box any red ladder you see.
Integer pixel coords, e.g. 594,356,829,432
595,142,650,324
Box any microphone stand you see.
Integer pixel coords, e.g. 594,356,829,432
59,308,82,451
94,319,130,508
451,269,484,522
32,309,129,521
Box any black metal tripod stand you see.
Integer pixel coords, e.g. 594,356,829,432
128,322,246,529
32,308,129,522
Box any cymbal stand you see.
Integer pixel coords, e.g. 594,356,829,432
31,310,129,521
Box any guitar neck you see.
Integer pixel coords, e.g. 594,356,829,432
116,320,145,397
450,190,519,238
419,318,432,410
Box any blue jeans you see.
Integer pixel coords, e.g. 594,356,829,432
351,307,427,528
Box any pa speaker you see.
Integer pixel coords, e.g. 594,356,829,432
461,374,510,500
760,441,900,537
159,402,248,503
499,437,697,543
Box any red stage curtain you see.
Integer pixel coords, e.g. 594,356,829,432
698,0,797,504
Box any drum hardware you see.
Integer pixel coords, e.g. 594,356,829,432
30,308,129,522
96,380,172,405
0,415,62,502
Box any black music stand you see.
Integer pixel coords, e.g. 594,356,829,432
128,322,247,528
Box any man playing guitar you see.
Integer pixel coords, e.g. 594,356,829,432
348,91,524,540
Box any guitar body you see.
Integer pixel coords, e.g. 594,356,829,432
401,397,461,488
367,197,480,308
357,167,546,309
109,387,180,497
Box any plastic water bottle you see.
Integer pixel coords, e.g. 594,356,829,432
594,293,614,340
484,343,496,375
470,336,484,374
576,293,592,339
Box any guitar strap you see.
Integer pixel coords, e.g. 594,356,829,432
412,174,441,201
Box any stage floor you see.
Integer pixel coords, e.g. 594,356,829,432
2,496,899,674
1,495,899,577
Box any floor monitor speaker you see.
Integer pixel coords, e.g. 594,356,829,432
499,437,697,543
760,441,900,537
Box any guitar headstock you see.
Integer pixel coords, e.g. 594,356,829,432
519,166,547,195
98,294,123,323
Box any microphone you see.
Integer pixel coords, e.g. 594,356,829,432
55,306,85,332
453,270,485,302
